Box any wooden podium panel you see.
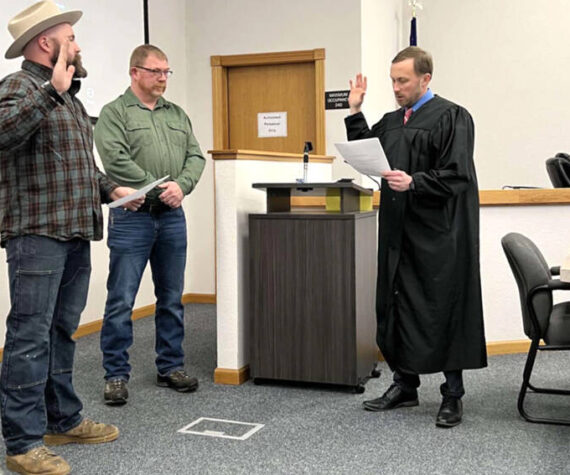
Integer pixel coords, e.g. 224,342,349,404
249,210,378,388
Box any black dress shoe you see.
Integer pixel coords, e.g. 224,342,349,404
436,397,463,427
363,384,419,411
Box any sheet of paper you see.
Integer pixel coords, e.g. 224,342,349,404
108,175,170,208
334,138,391,177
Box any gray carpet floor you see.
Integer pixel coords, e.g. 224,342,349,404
1,303,569,474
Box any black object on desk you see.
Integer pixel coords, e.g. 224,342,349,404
249,182,379,392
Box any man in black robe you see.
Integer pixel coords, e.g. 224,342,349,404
344,46,487,428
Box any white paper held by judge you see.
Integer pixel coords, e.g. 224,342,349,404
334,138,391,177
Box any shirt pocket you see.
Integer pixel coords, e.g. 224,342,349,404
166,121,188,149
126,122,153,149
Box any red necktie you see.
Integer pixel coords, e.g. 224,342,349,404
404,108,413,124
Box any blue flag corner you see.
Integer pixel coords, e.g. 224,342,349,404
410,17,417,46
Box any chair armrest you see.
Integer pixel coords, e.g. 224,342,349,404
550,266,560,276
547,279,570,290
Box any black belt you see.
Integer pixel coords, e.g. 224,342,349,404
137,201,172,215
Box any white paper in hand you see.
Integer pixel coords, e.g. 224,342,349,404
108,175,170,208
334,138,391,177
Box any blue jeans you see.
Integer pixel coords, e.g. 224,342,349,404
101,207,187,381
1,236,89,455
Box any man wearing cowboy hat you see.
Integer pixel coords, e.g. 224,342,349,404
0,1,143,473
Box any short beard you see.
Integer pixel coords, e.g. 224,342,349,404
49,45,88,79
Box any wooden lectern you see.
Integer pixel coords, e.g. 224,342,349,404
249,182,379,391
252,181,374,213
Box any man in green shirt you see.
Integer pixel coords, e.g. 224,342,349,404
94,44,206,405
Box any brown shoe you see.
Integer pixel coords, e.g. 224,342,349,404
43,418,119,446
156,369,199,393
104,379,128,406
6,445,70,475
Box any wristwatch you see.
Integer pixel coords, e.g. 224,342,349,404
41,80,64,105
409,178,416,191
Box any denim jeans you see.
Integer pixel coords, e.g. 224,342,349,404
1,236,89,455
101,206,187,381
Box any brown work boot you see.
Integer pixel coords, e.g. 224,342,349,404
104,379,128,406
43,418,119,446
6,445,70,475
157,369,199,393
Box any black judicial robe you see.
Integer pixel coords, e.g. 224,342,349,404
345,95,487,374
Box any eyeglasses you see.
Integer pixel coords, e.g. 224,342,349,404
134,66,173,78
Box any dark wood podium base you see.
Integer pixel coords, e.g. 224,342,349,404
249,210,379,390
252,368,381,394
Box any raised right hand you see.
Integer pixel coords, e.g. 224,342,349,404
50,41,75,94
348,73,367,114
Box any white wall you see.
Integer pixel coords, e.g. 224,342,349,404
413,0,570,189
185,0,362,178
359,0,402,189
361,0,403,121
481,206,570,341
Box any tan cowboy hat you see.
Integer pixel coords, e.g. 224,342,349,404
5,0,82,59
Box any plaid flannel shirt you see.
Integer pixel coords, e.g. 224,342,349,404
0,60,117,246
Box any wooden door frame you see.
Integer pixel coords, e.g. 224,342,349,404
210,49,326,155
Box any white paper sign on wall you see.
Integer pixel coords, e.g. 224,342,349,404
257,112,287,138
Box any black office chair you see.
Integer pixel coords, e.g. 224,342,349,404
545,152,570,187
501,232,570,425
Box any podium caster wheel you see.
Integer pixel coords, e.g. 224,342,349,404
371,369,381,378
353,385,365,394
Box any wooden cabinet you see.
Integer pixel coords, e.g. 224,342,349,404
249,210,379,390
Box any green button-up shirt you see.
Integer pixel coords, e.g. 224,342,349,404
94,87,205,202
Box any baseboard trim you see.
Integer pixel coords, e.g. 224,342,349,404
210,340,531,385
182,293,217,304
214,366,250,385
72,319,104,340
0,293,216,361
377,339,531,363
486,339,531,356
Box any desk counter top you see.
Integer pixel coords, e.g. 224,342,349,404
291,188,570,208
